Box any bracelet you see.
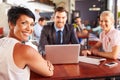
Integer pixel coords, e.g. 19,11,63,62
47,60,54,71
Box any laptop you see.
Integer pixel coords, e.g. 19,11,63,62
45,44,80,64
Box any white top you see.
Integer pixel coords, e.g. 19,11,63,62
0,37,30,80
100,27,120,59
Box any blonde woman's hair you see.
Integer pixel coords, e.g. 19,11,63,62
100,11,114,20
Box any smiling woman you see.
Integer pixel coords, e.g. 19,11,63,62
82,11,120,60
8,7,35,42
0,6,54,80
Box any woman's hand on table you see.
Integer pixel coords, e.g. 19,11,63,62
81,50,92,56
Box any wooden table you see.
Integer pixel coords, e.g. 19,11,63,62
30,59,120,80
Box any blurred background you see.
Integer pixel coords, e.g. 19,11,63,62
0,0,120,37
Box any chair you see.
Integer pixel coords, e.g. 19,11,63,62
0,27,4,38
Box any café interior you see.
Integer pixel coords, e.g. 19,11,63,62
1,0,120,80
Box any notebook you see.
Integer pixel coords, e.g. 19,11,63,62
78,56,106,65
45,44,80,64
79,52,106,65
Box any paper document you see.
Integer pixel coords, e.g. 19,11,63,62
79,56,106,65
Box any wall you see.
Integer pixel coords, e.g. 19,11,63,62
0,3,11,36
75,0,101,27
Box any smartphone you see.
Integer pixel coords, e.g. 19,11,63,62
105,62,118,68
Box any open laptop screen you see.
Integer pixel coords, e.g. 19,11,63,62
45,44,80,64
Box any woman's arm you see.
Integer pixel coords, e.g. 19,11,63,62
93,45,120,59
25,46,54,76
15,44,54,77
81,41,102,56
90,41,102,51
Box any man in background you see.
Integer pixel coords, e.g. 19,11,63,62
73,17,88,48
34,17,46,45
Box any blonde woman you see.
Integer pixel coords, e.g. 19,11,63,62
82,11,120,59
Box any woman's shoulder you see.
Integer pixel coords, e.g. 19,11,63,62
111,29,120,35
15,43,38,57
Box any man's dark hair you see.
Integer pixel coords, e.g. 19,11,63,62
54,7,67,14
38,17,46,22
7,6,35,25
74,17,81,23
74,17,81,20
